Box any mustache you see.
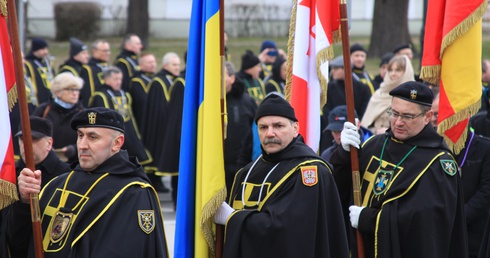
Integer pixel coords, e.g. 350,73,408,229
263,138,281,145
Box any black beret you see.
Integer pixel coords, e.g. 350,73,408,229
350,43,366,54
69,37,87,57
71,107,125,133
389,81,433,106
31,38,48,52
241,50,261,71
16,116,53,139
255,93,297,123
392,43,412,54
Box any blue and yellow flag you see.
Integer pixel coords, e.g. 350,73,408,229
174,0,226,257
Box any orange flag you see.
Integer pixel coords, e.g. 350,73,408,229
421,0,487,154
0,7,18,209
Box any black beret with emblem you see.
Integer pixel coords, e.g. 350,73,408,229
70,107,125,133
255,93,297,123
389,81,433,107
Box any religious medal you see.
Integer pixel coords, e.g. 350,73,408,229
50,208,73,243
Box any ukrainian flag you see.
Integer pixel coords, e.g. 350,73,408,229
174,0,226,257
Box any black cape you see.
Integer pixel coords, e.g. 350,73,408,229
79,57,107,108
24,53,55,104
129,71,154,128
224,136,349,258
3,151,70,258
114,49,139,92
330,125,468,258
141,69,184,175
59,58,84,77
8,151,168,257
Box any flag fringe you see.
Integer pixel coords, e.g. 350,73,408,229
0,179,19,210
316,48,332,108
419,65,441,85
440,1,488,58
437,100,481,154
8,83,17,111
200,186,227,256
284,0,298,103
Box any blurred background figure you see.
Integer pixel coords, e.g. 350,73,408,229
361,55,414,134
32,72,84,164
24,37,55,104
58,37,89,77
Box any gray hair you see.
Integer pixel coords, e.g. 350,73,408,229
102,66,122,79
50,72,83,95
162,52,180,66
91,39,109,51
225,61,235,76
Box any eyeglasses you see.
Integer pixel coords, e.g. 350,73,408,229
96,48,111,53
387,108,426,122
62,88,81,93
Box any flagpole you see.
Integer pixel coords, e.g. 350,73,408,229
339,0,365,258
6,0,44,257
215,0,225,256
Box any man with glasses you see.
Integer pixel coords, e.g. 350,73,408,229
330,81,468,257
79,39,111,107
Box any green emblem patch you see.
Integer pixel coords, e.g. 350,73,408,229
373,169,393,195
440,160,457,176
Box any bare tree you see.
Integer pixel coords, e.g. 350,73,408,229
368,0,414,58
126,0,149,48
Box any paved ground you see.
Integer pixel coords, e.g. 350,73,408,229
159,178,176,257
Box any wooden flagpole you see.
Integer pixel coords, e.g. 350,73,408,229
6,0,44,257
215,0,225,256
339,0,365,258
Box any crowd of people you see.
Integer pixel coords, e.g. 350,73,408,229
1,33,490,257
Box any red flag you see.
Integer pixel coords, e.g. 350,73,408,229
420,0,487,154
285,0,340,152
0,10,19,209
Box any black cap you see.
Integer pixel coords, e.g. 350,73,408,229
330,55,344,68
255,93,297,123
325,105,357,132
389,81,433,106
379,52,394,67
393,44,411,54
69,37,87,57
241,50,260,71
350,43,366,54
70,107,125,133
16,116,53,139
31,38,48,52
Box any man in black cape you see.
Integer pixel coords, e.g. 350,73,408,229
331,81,468,258
215,94,349,258
10,107,168,257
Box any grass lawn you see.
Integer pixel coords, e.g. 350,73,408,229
44,34,490,76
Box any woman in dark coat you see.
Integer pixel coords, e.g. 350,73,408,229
33,72,84,164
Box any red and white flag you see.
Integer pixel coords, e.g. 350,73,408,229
285,0,340,152
0,11,19,210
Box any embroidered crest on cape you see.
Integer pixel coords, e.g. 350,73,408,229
301,166,318,186
138,210,155,234
440,159,457,176
373,168,394,195
50,209,73,243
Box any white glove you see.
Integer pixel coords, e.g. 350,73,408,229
341,121,361,152
214,202,235,225
349,205,365,229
